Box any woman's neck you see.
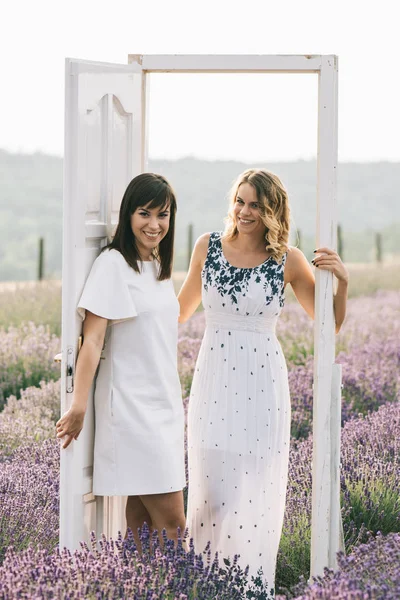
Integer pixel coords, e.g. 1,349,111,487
138,252,154,262
229,232,267,253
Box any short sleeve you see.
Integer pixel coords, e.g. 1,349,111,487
77,250,138,324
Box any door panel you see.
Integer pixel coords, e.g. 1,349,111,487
60,58,143,550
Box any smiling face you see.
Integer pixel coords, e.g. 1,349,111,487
233,182,266,238
130,202,171,260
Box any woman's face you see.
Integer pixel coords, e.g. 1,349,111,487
130,202,171,259
233,183,266,237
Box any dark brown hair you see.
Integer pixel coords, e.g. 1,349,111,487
104,173,177,280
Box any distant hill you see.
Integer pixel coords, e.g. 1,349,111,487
0,149,399,280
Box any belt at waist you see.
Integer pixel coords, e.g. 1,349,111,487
205,311,276,334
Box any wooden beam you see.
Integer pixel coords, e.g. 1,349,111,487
311,54,340,577
128,54,324,73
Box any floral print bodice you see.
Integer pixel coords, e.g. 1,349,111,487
202,232,287,323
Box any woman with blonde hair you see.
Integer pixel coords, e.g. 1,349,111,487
178,168,348,594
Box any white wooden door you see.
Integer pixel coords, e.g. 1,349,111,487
60,58,145,551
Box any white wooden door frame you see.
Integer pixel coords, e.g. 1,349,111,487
62,53,340,577
127,53,341,576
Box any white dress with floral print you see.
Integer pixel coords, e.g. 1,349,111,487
187,232,291,595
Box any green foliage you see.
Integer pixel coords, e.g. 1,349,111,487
276,513,311,596
0,150,63,281
345,483,400,539
1,150,400,279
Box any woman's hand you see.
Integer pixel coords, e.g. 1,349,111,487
312,247,349,284
55,312,107,449
56,406,85,449
312,247,349,333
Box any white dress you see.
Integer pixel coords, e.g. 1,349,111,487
187,232,291,594
77,248,186,496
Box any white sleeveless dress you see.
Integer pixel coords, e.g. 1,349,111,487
187,232,291,594
77,248,186,496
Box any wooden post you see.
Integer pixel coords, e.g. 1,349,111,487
337,224,343,261
330,364,345,563
311,55,341,578
375,232,382,263
38,237,44,281
187,223,194,270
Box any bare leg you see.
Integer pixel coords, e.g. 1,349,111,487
125,495,152,551
139,490,186,547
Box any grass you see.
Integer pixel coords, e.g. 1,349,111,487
345,259,400,297
0,281,61,335
276,514,311,596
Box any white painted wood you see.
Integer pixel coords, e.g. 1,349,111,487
311,55,339,577
128,54,323,73
128,55,150,171
61,57,144,551
330,363,344,568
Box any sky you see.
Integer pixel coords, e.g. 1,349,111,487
0,0,399,163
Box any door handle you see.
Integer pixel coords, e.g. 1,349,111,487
53,335,105,366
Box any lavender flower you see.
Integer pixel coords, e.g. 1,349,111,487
0,380,60,456
0,439,60,564
294,532,400,599
277,401,400,596
0,322,60,408
0,290,398,598
0,527,251,599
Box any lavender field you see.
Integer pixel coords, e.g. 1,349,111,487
0,284,399,599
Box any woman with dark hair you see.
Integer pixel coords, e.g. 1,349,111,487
56,173,186,545
178,168,348,595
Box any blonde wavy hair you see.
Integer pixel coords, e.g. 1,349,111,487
223,169,290,263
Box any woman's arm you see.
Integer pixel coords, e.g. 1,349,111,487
286,246,349,334
177,233,209,323
56,311,108,449
312,247,349,333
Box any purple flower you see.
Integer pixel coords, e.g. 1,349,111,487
0,322,60,408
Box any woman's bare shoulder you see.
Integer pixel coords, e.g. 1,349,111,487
286,245,306,264
192,232,212,262
196,232,212,247
285,246,312,280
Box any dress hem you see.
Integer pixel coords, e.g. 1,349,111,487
92,482,186,497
